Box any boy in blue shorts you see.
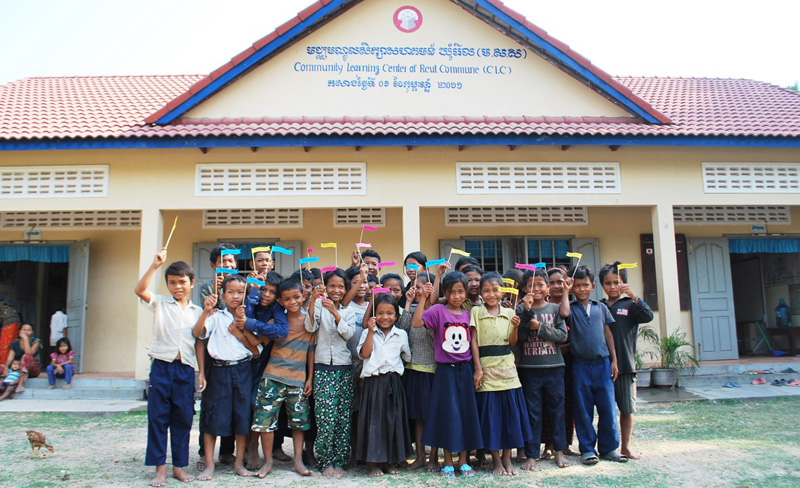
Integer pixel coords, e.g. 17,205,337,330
193,274,261,480
134,248,202,487
566,265,628,465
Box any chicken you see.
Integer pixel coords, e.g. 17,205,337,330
26,430,54,457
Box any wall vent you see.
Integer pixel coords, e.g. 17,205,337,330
457,162,620,194
702,163,800,193
334,208,386,227
196,163,366,196
1,210,140,229
446,207,589,226
673,206,791,224
0,165,109,198
203,209,303,228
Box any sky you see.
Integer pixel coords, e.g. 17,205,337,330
0,0,797,87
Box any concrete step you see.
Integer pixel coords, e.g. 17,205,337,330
14,387,145,400
680,362,800,377
24,377,147,389
679,372,799,388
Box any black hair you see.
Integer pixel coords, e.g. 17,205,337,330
461,264,484,276
599,261,627,284
521,268,548,290
361,249,381,261
416,271,434,284
54,301,66,311
209,243,239,265
164,261,194,282
367,274,380,285
380,273,404,287
324,267,350,290
373,293,400,319
309,267,322,280
441,271,468,295
404,251,427,268
502,268,523,286
571,264,595,282
289,269,314,282
264,271,283,288
277,278,304,298
455,256,480,270
55,337,72,354
221,273,246,292
479,271,503,288
345,266,361,281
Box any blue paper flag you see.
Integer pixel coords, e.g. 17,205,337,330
246,277,266,286
299,256,320,264
215,268,237,274
221,249,241,256
534,262,547,268
406,263,419,271
426,258,447,267
271,246,293,255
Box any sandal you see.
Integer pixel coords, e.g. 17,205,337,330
440,466,455,478
788,379,800,386
781,368,798,374
723,382,741,388
771,379,784,386
580,452,599,465
600,450,629,463
459,464,476,477
751,378,767,385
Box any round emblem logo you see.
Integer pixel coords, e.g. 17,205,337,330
393,6,422,33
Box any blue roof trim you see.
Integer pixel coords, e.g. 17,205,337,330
2,134,799,151
155,0,351,125
472,0,663,124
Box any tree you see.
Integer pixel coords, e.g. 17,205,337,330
788,82,799,92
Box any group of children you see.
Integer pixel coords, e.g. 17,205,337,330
136,242,653,486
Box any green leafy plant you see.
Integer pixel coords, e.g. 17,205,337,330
635,325,659,370
658,329,700,372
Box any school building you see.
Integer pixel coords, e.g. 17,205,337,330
1,0,799,379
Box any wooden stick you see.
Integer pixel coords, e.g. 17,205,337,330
163,216,178,249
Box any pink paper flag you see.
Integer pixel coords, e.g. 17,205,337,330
362,225,378,231
356,243,372,248
372,287,391,294
321,266,337,273
377,261,396,269
515,263,536,271
307,248,313,254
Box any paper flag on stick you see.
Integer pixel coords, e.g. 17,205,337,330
246,278,266,286
534,262,547,268
321,266,337,273
617,262,639,270
406,263,419,271
307,248,313,254
271,246,293,255
320,243,337,248
216,268,237,274
221,249,241,256
372,287,391,294
251,247,271,254
566,252,583,259
499,287,519,295
502,278,516,286
356,243,372,249
515,263,535,271
164,216,179,249
362,225,378,231
377,261,396,269
427,258,447,267
299,257,320,264
450,248,471,257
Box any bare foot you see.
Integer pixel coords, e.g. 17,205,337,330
520,458,537,471
257,459,272,478
382,463,399,475
621,448,641,460
15,386,24,393
369,464,383,477
492,458,507,476
502,459,518,476
173,467,195,483
244,449,261,471
564,448,579,456
408,457,426,470
333,467,345,478
234,463,255,477
273,449,291,462
195,459,206,471
427,460,441,473
149,466,167,487
63,383,71,390
292,460,313,476
322,466,337,478
196,465,214,481
47,384,56,390
554,451,570,468
219,453,235,465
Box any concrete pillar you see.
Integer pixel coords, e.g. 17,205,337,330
402,204,421,261
134,207,164,380
651,203,682,336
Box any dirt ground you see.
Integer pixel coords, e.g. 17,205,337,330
2,397,800,488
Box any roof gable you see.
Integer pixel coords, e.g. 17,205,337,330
146,0,670,124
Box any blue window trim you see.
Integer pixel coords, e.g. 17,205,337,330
154,0,665,125
1,134,799,151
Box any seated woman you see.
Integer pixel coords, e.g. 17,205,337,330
5,324,41,393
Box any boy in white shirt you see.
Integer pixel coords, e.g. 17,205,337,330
134,248,202,487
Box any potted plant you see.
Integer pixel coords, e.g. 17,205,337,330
634,325,659,388
651,329,700,388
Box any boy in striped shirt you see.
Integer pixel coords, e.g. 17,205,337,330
251,279,315,478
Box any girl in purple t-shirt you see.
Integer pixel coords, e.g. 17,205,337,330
412,272,483,478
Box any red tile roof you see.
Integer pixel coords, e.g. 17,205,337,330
1,75,800,142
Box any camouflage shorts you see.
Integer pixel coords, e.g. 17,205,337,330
251,378,311,432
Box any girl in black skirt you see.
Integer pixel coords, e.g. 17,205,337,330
356,294,413,476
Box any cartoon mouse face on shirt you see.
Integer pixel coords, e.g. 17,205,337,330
442,322,470,354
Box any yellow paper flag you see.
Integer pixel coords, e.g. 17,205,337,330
321,243,337,248
617,262,639,270
251,247,272,254
499,287,519,295
502,278,516,286
450,248,471,257
566,252,583,259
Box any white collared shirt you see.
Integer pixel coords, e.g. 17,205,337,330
201,308,256,362
357,326,411,378
141,294,202,370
